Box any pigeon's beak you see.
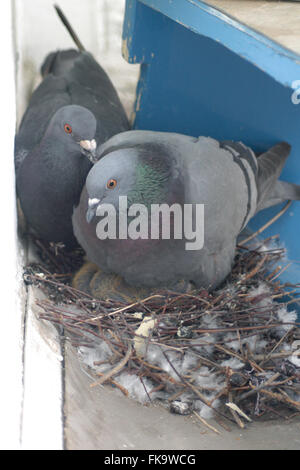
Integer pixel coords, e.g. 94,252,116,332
79,139,98,163
86,197,100,223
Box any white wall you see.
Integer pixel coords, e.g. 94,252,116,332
0,0,21,451
14,0,139,124
7,0,139,450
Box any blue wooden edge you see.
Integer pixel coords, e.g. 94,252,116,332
121,0,300,307
123,0,300,88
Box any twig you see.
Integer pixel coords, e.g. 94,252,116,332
162,351,236,425
253,350,300,361
90,343,132,387
242,255,269,282
25,232,300,429
269,263,292,282
225,402,252,422
89,295,165,321
193,411,221,435
259,388,300,411
259,329,294,366
236,373,282,404
93,372,129,396
227,392,245,429
239,201,292,246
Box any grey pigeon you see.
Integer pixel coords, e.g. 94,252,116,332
15,5,129,247
72,130,300,290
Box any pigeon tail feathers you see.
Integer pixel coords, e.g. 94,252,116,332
255,142,300,211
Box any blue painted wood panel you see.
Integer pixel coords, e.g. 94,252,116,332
122,0,300,287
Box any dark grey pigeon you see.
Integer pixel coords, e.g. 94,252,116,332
72,130,300,290
15,5,129,247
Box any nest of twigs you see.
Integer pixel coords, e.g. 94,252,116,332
23,233,300,432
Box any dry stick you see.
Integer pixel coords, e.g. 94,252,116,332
269,263,292,282
241,255,269,282
193,323,299,334
97,323,124,359
272,289,298,299
190,352,225,371
53,319,119,346
236,372,281,404
89,295,164,321
138,358,169,372
147,340,186,353
163,292,212,307
33,241,63,271
37,300,92,320
286,297,300,306
258,329,293,367
253,350,300,361
161,351,236,425
239,200,292,246
146,370,180,386
247,359,265,373
139,376,152,403
93,372,129,396
214,343,264,372
226,403,252,422
90,343,132,388
266,265,282,281
226,393,245,429
255,234,280,251
260,403,289,420
32,274,95,300
149,383,165,395
167,388,188,402
287,411,300,420
215,416,232,432
259,388,300,411
271,375,298,387
32,230,300,424
192,411,221,435
279,387,300,400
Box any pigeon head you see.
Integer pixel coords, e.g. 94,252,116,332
48,105,98,162
85,144,176,223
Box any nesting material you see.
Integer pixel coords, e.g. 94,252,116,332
23,234,300,429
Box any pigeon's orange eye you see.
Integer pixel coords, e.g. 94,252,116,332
64,123,72,134
107,179,117,189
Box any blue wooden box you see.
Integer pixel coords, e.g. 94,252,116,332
122,0,300,289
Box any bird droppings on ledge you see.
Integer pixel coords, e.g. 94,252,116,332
22,234,300,432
